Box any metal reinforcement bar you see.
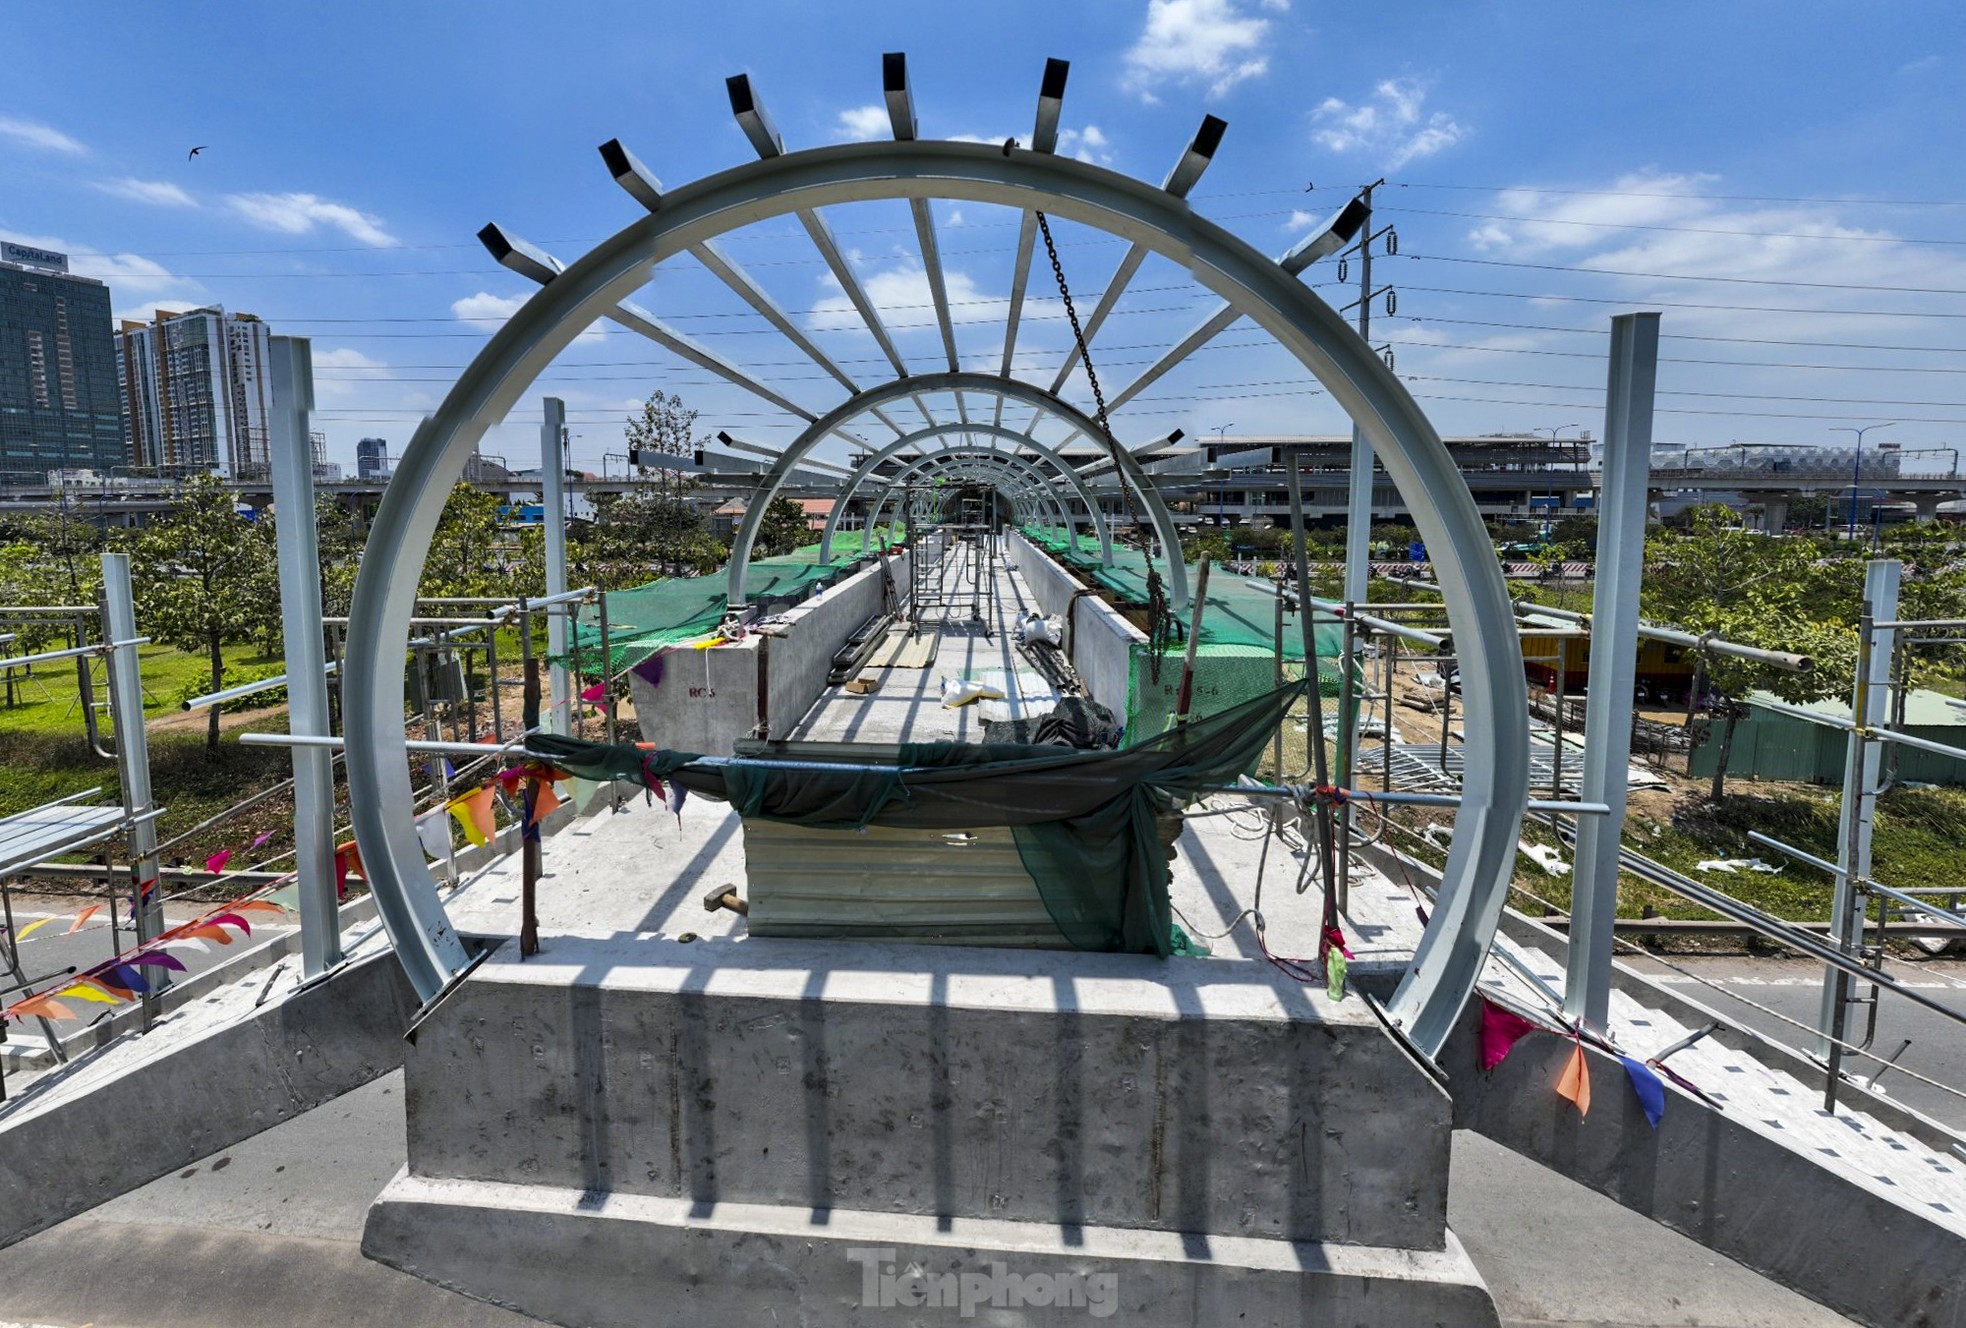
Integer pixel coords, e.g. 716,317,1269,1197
0,637,150,671
1751,694,1966,764
1538,815,1966,1030
182,662,338,712
241,732,541,757
1384,576,1814,672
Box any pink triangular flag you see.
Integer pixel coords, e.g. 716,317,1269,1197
1556,1040,1592,1119
250,830,275,850
1479,997,1540,1071
205,849,232,875
579,681,607,704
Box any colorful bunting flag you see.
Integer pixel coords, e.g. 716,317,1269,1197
208,912,252,937
1479,997,1541,1072
205,849,232,875
250,830,275,851
234,899,289,919
449,785,496,848
12,993,77,1021
1620,1056,1667,1128
127,951,187,972
1556,1040,1592,1119
579,681,607,704
106,965,149,995
15,917,55,941
415,810,452,860
528,778,561,826
663,778,687,824
56,982,122,1006
66,905,100,935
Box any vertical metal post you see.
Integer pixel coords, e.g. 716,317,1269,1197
1284,454,1340,917
269,336,341,978
519,599,540,957
1820,559,1899,1081
1564,311,1660,1030
541,398,571,736
100,552,161,1023
1551,646,1570,801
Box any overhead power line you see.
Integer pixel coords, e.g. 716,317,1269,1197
1401,252,1966,297
1393,182,1966,207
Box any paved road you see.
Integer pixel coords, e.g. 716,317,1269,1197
1622,952,1966,1134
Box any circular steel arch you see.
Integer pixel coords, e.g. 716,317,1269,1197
343,137,1528,1056
866,449,1060,538
725,371,1187,612
819,423,1115,565
867,451,1053,534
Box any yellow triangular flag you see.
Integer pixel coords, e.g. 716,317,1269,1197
448,785,496,848
1556,1040,1592,1119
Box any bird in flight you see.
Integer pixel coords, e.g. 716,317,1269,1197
187,145,208,160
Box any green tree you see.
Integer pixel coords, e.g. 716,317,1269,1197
419,483,522,600
1641,506,1856,798
132,474,276,752
623,391,702,502
580,489,724,586
753,496,812,559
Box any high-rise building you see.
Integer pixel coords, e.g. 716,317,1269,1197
115,306,273,477
356,436,389,480
0,245,125,486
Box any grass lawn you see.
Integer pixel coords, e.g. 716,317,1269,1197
0,640,279,738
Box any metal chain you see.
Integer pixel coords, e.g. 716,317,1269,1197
1035,210,1174,671
1034,211,1145,533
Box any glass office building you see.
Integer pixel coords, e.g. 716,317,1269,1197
0,248,125,486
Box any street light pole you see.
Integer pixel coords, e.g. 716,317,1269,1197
1830,423,1893,542
1213,423,1233,526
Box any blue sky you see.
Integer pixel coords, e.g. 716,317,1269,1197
5,1,1963,474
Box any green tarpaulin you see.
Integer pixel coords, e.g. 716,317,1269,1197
525,679,1305,957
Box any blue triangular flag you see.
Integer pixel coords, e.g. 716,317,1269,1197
1621,1056,1666,1129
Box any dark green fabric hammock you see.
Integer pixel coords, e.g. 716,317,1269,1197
525,679,1304,956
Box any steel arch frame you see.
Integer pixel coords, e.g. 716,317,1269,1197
726,371,1187,612
343,136,1528,1059
867,451,1054,534
818,424,1115,566
868,449,1060,537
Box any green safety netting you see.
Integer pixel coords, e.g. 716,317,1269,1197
525,678,1306,957
565,531,905,673
1019,528,1348,737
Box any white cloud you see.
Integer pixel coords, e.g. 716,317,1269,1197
1058,125,1112,165
451,291,604,343
310,347,393,402
836,104,891,140
95,177,195,208
226,192,396,246
805,263,1060,335
0,116,85,155
0,225,198,315
1312,78,1466,169
1284,208,1316,231
1123,0,1277,100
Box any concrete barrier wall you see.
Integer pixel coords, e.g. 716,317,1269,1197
1008,531,1142,724
632,553,911,754
0,947,416,1252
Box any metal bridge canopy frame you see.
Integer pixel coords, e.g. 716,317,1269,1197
341,134,1529,1060
866,452,1054,536
818,423,1116,566
724,370,1185,611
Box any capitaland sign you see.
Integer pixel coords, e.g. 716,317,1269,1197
1,242,69,273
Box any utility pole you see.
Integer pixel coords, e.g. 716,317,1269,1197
1337,181,1396,790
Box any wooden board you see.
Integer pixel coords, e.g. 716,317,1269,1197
862,626,939,670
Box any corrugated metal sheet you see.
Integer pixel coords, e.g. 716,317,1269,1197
1689,710,1966,786
742,821,1069,947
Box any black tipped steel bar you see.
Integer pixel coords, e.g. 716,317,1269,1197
1046,116,1227,395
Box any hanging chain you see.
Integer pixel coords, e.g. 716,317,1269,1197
1035,210,1174,677
1035,211,1146,534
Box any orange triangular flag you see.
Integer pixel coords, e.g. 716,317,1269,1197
183,924,234,945
1556,1040,1592,1118
232,900,289,918
12,993,78,1021
66,904,101,935
528,778,561,826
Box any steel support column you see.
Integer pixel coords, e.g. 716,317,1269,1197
1820,558,1899,1064
100,553,161,1007
541,398,571,736
268,336,341,976
1564,312,1660,1029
